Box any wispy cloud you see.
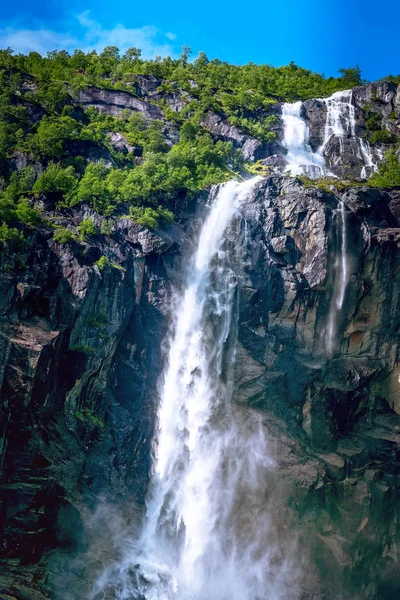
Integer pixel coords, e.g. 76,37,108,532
0,12,178,58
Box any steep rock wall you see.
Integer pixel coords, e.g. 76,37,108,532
1,178,400,598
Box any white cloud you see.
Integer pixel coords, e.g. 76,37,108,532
0,12,178,58
0,27,77,55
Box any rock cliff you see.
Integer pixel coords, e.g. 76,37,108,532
1,174,400,598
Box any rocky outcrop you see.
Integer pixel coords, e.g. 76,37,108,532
2,176,400,598
77,87,163,120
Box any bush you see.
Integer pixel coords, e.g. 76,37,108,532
33,162,78,202
0,222,24,246
86,313,108,327
130,206,173,228
15,199,40,226
69,344,95,354
74,408,105,435
369,129,396,145
53,226,78,244
369,150,400,187
95,255,110,270
78,217,98,238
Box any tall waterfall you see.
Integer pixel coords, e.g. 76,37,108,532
93,177,300,600
325,200,348,355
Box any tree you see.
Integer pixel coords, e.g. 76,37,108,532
180,45,192,65
123,47,142,62
33,163,78,198
338,65,363,87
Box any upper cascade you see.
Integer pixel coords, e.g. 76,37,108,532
281,89,379,179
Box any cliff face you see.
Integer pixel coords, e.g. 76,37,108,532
238,178,400,597
1,77,400,599
2,176,400,598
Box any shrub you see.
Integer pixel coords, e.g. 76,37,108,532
86,313,108,327
369,129,396,145
100,219,114,236
33,162,78,201
0,222,24,246
369,150,400,187
95,255,110,270
53,226,78,244
68,344,95,354
78,217,98,238
130,206,173,228
15,199,40,226
74,408,105,434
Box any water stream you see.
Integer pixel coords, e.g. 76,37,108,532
325,200,349,356
282,89,377,178
281,102,325,177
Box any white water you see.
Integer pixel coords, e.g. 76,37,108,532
321,90,377,176
282,89,377,179
326,200,348,355
92,177,300,600
281,102,325,177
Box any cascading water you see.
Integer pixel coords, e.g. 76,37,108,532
281,89,377,179
325,200,348,356
281,102,325,177
321,90,376,176
92,177,301,600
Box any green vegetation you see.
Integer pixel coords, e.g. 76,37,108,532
94,255,110,270
33,162,78,202
78,217,98,238
74,408,105,435
53,226,78,244
129,206,174,228
298,175,362,192
68,344,95,354
94,255,126,272
368,149,400,187
0,45,398,261
364,106,396,146
86,313,108,327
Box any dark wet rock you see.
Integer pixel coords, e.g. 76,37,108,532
260,153,288,171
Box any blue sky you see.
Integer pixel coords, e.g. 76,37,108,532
0,0,399,81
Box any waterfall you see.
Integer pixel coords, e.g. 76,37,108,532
325,200,348,355
281,89,377,179
321,90,376,176
281,102,325,177
92,177,300,600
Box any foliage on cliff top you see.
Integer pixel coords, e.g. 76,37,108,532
0,46,365,102
0,45,396,254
